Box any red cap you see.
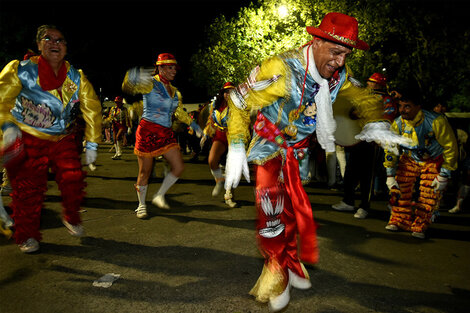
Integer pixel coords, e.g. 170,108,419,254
156,53,178,66
368,73,387,87
223,82,235,89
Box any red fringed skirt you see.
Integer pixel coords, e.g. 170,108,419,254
134,119,179,157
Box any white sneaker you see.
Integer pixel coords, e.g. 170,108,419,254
152,194,170,210
385,224,398,231
412,231,425,239
268,284,290,312
135,204,148,219
18,238,40,253
332,201,355,212
63,219,84,237
212,181,224,197
288,269,311,290
449,206,461,214
354,208,368,219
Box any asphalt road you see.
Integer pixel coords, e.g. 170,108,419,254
1,144,469,313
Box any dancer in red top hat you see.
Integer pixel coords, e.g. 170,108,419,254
225,12,410,311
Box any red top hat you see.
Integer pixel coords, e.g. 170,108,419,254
223,82,235,89
156,53,178,66
368,73,387,87
306,12,369,51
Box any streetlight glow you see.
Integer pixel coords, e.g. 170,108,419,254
278,5,288,18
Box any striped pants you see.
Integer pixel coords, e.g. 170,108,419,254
389,155,442,233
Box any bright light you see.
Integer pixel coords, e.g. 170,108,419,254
278,5,288,18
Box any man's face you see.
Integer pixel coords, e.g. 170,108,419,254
398,99,421,120
158,65,177,82
37,29,67,64
367,81,380,90
312,39,352,79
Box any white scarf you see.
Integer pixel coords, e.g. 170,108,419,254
303,45,337,153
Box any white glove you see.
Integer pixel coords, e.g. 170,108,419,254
225,144,250,189
386,176,399,191
431,174,448,192
85,141,98,165
86,149,97,165
2,125,22,148
200,134,208,149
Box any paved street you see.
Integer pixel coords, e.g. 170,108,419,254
1,144,469,313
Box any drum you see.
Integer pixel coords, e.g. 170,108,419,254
332,93,361,147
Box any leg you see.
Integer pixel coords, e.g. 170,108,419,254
387,157,419,231
135,156,154,218
152,147,183,209
209,140,227,197
411,161,441,235
6,135,49,245
325,151,337,187
250,158,290,306
50,134,86,229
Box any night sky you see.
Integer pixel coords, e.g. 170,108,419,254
0,0,253,103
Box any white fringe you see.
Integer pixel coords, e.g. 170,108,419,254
355,121,413,155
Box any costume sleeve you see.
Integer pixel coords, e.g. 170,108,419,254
383,121,400,176
433,115,458,175
78,70,102,143
121,68,154,95
0,60,22,128
173,90,193,126
227,56,288,146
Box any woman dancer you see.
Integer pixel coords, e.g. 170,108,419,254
201,82,237,207
122,53,202,218
107,96,131,160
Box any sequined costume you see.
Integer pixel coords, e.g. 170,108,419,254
384,109,458,232
0,56,102,244
227,46,386,303
203,98,230,147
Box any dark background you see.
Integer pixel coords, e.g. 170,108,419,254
0,0,252,103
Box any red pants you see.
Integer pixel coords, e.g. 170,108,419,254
389,155,442,232
5,132,86,244
253,157,309,295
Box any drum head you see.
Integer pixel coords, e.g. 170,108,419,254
333,93,361,147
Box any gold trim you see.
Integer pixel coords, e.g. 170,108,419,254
325,31,357,46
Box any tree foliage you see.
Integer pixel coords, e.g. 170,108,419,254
192,0,469,111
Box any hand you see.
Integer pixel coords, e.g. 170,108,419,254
2,125,21,148
190,122,203,138
200,134,208,149
431,174,448,192
225,144,250,189
386,176,399,191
